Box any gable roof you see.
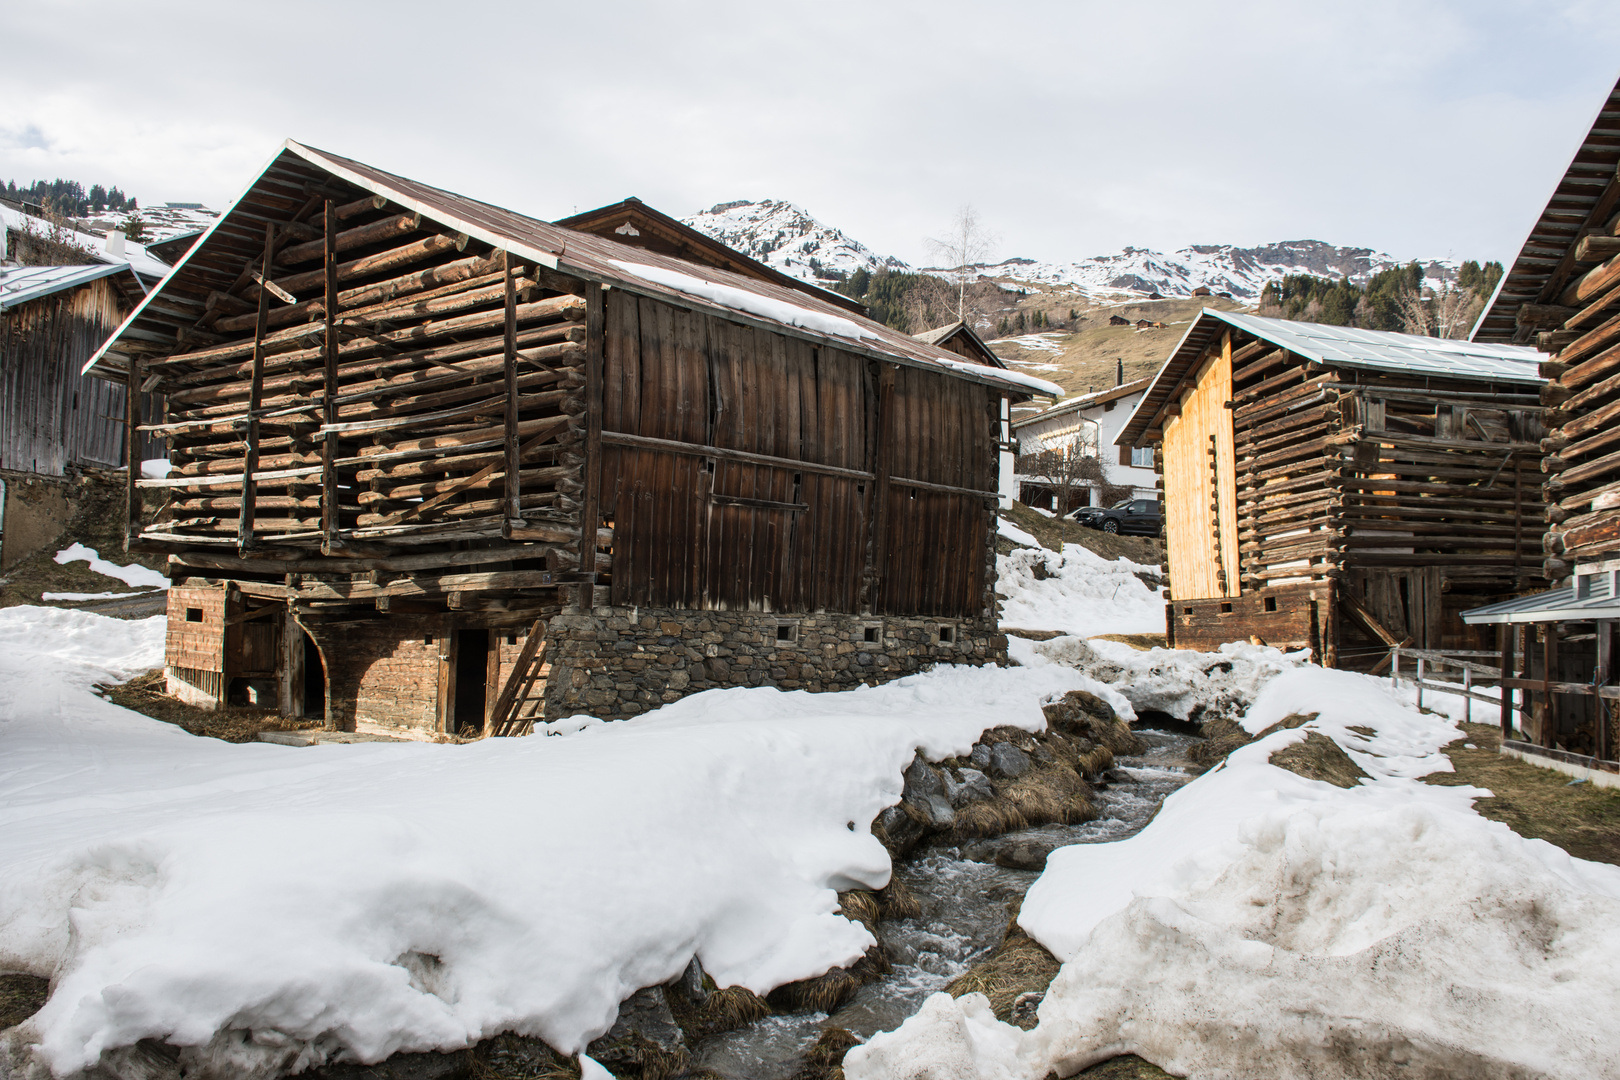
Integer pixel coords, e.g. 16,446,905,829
0,263,146,312
0,203,171,280
913,320,1006,369
85,141,1061,402
1472,74,1620,344
1011,377,1150,430
555,197,867,317
1119,308,1543,446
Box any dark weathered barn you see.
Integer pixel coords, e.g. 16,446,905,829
86,141,1056,736
912,321,1006,369
1463,74,1620,783
1119,309,1545,666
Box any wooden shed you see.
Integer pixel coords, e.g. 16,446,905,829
1461,74,1620,781
85,141,1055,736
1118,309,1545,666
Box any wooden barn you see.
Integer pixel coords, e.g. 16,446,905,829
1117,309,1545,667
1462,74,1620,782
85,141,1056,735
912,320,1006,369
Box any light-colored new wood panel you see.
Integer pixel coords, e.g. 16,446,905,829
1164,334,1238,599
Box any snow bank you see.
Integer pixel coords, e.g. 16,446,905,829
997,545,1163,638
0,606,1098,1077
40,591,141,602
52,543,167,590
610,258,877,343
1011,635,1305,722
995,518,1040,548
845,667,1620,1080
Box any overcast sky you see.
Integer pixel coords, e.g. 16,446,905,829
2,1,1616,269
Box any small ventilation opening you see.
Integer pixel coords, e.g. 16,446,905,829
937,625,955,644
1219,603,1233,614
1263,596,1277,612
423,635,434,645
776,622,798,642
506,634,519,646
1183,607,1193,616
863,626,879,643
185,608,203,623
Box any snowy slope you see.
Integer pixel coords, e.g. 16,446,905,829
682,200,907,283
78,203,218,244
683,200,1456,303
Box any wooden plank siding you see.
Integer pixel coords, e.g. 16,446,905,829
1162,333,1237,599
601,290,989,617
0,275,137,475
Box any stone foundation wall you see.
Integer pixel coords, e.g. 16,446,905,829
542,607,1007,720
322,617,443,734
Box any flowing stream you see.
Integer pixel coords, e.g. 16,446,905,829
692,728,1202,1079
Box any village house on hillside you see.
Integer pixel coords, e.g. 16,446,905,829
0,244,166,569
1118,309,1545,667
1463,74,1620,784
84,140,1058,737
1012,374,1155,512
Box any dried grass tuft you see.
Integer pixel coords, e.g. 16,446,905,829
470,1033,580,1079
877,876,921,921
700,985,771,1032
790,1027,862,1080
837,889,881,930
1074,744,1114,778
945,900,1061,1029
1004,763,1094,829
767,945,889,1014
953,799,1029,838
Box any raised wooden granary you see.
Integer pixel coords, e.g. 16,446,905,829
86,141,1056,736
1118,309,1545,667
1463,74,1620,782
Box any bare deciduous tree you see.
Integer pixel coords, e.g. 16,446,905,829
927,205,997,323
1396,284,1481,340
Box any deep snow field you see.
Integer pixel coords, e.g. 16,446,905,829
4,533,1620,1077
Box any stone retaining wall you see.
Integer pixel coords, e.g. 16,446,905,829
543,607,1008,719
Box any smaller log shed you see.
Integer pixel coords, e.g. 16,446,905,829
1462,74,1620,781
1117,309,1546,668
84,141,1059,737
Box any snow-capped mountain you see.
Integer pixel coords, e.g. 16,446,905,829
975,240,1458,301
682,199,1458,303
682,200,906,282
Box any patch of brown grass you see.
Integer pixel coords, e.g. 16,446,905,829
790,1027,860,1080
1087,633,1167,651
1268,732,1369,789
945,900,1061,1029
1001,762,1094,829
469,1034,579,1079
97,669,321,743
877,876,921,921
0,973,48,1031
1074,1056,1178,1079
1424,722,1620,867
954,800,1030,838
999,502,1163,564
767,945,890,1014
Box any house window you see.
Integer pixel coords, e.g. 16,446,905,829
1131,446,1153,468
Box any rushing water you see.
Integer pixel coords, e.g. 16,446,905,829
692,729,1201,1079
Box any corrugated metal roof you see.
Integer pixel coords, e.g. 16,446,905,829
1472,74,1620,344
1012,377,1150,430
1462,574,1620,624
84,140,1062,403
1118,308,1543,446
0,263,141,311
0,205,172,280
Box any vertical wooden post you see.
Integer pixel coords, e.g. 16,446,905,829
279,603,304,718
1499,622,1515,739
437,627,457,736
124,358,140,551
502,252,521,526
1463,664,1472,725
321,200,340,548
1596,620,1612,762
1543,622,1559,748
576,284,605,612
238,223,273,554
863,363,897,614
1415,656,1425,712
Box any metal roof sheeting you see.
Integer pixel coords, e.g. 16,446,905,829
1462,573,1620,624
1472,74,1620,344
1119,308,1543,446
0,263,141,311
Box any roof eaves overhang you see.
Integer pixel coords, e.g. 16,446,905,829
1117,309,1225,446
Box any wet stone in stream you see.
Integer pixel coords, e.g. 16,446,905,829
690,729,1201,1080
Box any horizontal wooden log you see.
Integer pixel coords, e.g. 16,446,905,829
358,464,574,503
276,212,421,265
1558,252,1620,307
245,234,462,304
505,521,614,547
297,568,557,600
1518,303,1577,328
1575,234,1620,263
600,430,876,482
355,413,569,457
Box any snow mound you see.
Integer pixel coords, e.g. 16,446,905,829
997,545,1163,639
995,518,1040,548
0,606,1099,1077
1010,635,1305,723
53,543,168,590
846,667,1620,1080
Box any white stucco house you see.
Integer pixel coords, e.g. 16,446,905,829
1011,377,1156,510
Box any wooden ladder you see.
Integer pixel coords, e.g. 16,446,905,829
485,619,548,738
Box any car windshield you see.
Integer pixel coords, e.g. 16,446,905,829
1111,499,1133,509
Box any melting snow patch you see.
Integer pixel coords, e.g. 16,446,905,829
140,458,172,480
609,259,876,343
52,544,168,590
845,666,1620,1080
997,545,1163,638
40,591,142,602
0,605,1100,1077
996,519,1041,548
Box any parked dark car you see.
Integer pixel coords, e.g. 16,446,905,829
1069,504,1107,529
1096,497,1162,536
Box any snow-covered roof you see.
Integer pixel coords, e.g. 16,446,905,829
0,204,172,280
1013,378,1150,429
0,263,143,311
1462,570,1620,624
86,140,1064,400
1120,308,1543,446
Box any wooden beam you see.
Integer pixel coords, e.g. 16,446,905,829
125,358,140,551
239,223,274,554
503,252,522,526
576,285,606,612
322,200,340,548
866,363,897,612
598,429,875,482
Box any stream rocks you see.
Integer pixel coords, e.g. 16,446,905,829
587,986,689,1077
